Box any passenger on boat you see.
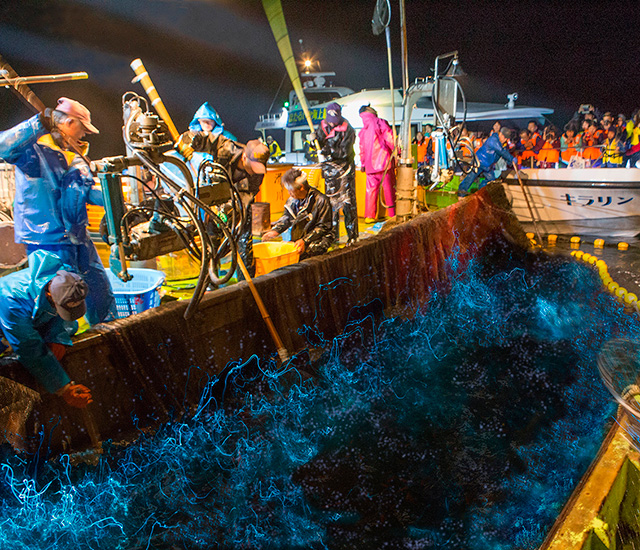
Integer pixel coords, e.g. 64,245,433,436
261,168,333,260
412,131,428,166
0,250,93,408
560,123,582,166
0,98,115,325
517,129,537,168
602,126,626,167
582,120,604,166
624,111,640,168
457,127,514,198
313,102,359,245
601,117,614,137
490,121,501,136
527,120,544,157
266,135,284,162
359,105,396,222
601,112,614,126
176,132,270,278
538,126,560,168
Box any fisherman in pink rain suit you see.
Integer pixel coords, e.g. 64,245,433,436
358,105,396,221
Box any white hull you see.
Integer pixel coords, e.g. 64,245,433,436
501,168,640,239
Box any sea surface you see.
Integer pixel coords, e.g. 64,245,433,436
1,236,639,549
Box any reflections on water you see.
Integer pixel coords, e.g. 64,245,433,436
1,241,636,549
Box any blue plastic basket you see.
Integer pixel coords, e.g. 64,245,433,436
106,268,165,318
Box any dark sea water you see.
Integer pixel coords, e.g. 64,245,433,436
1,238,638,550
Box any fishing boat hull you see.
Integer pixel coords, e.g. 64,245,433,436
502,168,640,239
0,185,528,455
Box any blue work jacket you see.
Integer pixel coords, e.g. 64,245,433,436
0,250,77,393
0,115,103,245
476,133,514,169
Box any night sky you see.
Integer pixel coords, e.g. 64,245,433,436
1,0,639,158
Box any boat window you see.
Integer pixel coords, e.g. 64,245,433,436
292,131,306,151
306,91,341,106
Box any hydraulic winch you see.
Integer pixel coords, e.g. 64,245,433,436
94,93,243,317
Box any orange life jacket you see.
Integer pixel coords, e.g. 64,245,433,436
538,139,559,164
415,138,428,163
518,136,537,166
582,131,602,160
561,135,580,163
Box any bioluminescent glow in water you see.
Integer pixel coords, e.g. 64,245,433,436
0,244,636,549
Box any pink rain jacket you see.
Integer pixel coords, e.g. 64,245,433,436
358,111,395,173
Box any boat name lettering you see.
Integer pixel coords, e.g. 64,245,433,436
287,107,326,127
564,194,634,207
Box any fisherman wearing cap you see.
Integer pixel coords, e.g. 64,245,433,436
312,102,358,245
261,168,333,260
176,130,270,278
0,250,93,408
0,97,115,325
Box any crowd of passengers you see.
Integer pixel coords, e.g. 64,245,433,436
413,105,640,169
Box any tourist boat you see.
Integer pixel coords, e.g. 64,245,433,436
255,70,554,164
502,167,640,239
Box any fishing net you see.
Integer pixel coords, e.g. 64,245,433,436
598,338,640,428
372,0,390,36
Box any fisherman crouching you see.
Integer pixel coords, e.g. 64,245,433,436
0,250,93,409
261,168,333,260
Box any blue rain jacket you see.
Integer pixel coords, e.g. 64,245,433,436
0,114,103,246
0,250,78,393
475,133,514,169
188,102,237,140
162,103,236,192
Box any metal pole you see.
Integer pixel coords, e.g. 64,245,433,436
512,161,543,245
398,0,409,95
384,27,397,144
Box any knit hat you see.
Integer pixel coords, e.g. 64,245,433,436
325,102,342,124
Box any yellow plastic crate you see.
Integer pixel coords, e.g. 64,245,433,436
156,250,201,281
253,242,300,276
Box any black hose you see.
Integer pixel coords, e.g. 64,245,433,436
135,150,237,287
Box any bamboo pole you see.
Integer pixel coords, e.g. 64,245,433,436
236,255,289,364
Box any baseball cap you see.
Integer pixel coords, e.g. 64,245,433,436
325,102,342,124
48,270,89,321
243,139,270,175
56,97,100,134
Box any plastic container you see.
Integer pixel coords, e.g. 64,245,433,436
156,250,201,281
253,242,300,276
106,268,165,318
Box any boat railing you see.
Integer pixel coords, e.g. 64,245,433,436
258,112,285,123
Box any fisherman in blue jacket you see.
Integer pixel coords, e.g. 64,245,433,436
160,102,238,195
457,127,514,197
0,250,93,408
0,97,115,325
188,102,237,141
